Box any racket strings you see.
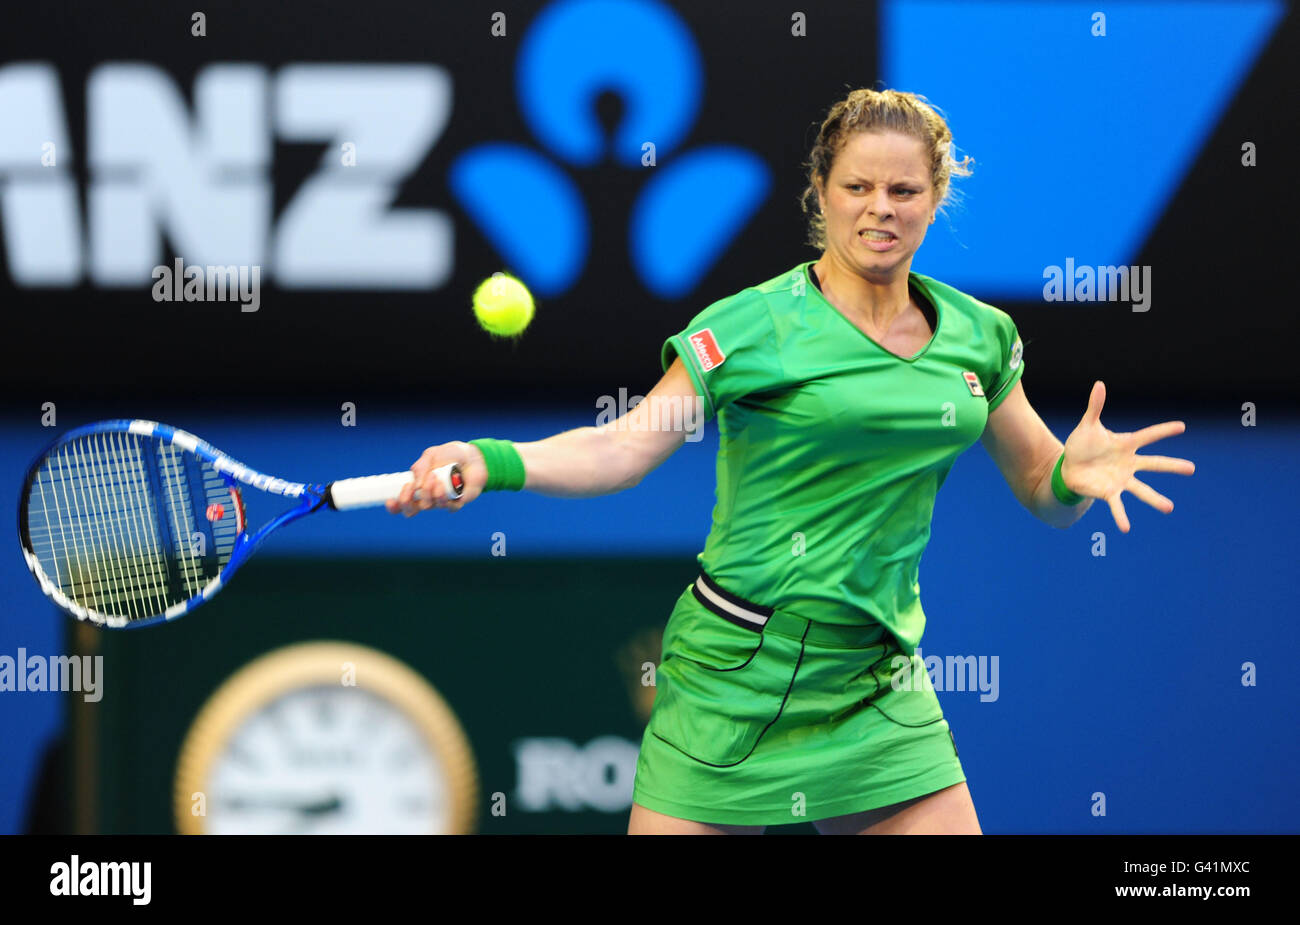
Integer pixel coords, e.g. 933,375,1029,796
24,433,238,621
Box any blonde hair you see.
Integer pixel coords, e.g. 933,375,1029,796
799,88,972,250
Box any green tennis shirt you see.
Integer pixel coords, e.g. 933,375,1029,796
662,260,1025,654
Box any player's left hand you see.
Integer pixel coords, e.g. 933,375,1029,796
1061,380,1195,533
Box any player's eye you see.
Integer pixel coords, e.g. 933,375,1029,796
894,188,917,196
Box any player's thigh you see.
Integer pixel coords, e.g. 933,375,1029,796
627,802,767,835
812,782,981,835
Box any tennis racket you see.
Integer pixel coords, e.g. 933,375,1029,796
18,419,462,629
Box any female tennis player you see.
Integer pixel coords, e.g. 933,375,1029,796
389,88,1194,834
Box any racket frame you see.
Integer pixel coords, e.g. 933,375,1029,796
20,419,328,629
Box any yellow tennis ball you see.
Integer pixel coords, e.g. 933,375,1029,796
472,273,534,337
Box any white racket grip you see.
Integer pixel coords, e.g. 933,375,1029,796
326,463,462,511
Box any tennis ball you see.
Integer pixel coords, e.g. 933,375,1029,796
472,272,534,337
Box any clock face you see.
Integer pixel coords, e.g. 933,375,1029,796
204,685,448,834
175,642,478,835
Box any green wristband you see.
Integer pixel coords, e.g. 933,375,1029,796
1051,452,1086,506
468,438,527,492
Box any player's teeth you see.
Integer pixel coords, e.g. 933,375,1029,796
861,231,894,240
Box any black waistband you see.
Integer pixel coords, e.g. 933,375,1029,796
691,572,773,632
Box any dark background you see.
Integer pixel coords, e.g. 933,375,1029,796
0,0,1295,407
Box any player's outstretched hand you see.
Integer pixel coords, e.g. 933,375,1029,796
1060,381,1196,533
386,441,487,516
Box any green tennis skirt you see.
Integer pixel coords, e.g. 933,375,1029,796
632,577,966,827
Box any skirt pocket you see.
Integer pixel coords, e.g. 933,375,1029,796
649,603,803,766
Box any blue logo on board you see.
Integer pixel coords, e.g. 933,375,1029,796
449,0,771,298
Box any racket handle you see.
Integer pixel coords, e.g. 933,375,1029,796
325,463,463,511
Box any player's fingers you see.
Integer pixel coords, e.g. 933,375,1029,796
393,479,418,516
397,457,426,515
1133,454,1195,476
1131,420,1185,447
1127,476,1172,513
1083,380,1105,425
419,466,447,510
1108,495,1131,533
410,447,438,484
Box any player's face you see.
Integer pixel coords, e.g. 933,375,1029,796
818,130,936,280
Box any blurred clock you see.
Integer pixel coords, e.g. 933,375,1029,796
174,641,478,834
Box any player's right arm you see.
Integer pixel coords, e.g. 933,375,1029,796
388,357,700,515
516,356,700,497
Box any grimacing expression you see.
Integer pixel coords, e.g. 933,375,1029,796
817,130,937,277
